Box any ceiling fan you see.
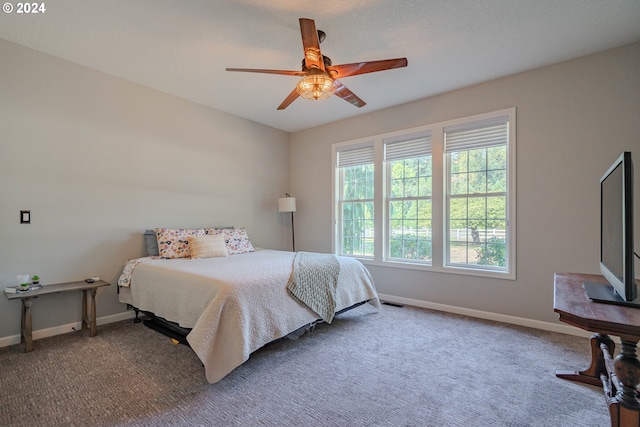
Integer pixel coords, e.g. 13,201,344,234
226,18,408,110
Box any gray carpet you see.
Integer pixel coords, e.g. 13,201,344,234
0,303,610,426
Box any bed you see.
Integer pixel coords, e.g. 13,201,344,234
117,228,380,384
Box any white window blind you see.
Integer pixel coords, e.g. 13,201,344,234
385,134,432,161
445,120,508,152
337,146,374,168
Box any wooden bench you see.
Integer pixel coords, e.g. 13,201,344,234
4,280,110,352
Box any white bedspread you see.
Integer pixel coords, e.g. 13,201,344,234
118,249,380,383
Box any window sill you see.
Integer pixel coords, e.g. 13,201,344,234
356,258,516,280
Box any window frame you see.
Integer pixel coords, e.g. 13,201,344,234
331,108,516,280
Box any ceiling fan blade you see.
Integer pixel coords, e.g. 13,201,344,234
277,87,301,110
333,80,366,108
299,18,325,71
327,58,408,79
226,68,306,76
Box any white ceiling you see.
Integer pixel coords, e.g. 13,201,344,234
1,0,639,132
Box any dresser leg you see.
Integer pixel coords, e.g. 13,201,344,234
613,339,640,409
556,333,614,387
602,339,640,427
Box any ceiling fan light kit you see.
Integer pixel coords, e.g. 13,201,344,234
226,18,408,110
296,71,336,100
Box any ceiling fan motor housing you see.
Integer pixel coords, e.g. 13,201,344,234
300,55,332,72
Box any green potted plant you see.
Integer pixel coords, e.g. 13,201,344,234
14,274,30,292
31,275,42,289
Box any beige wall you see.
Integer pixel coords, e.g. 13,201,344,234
0,39,291,339
290,42,640,324
1,37,638,343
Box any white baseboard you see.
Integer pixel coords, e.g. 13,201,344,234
96,310,137,326
0,309,137,349
377,293,593,339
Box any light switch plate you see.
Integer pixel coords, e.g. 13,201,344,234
20,210,30,224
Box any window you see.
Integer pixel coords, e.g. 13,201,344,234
385,133,432,263
445,120,509,271
336,144,375,257
332,108,515,279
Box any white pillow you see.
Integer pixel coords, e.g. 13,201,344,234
188,234,228,259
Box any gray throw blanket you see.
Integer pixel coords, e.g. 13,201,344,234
287,252,340,323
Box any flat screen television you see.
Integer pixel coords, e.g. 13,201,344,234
584,151,638,306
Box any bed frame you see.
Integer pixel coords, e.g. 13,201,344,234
128,305,191,345
128,300,370,347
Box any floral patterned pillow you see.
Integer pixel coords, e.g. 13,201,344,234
204,228,224,237
206,227,254,255
155,228,206,259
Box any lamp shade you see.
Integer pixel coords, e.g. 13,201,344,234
278,197,296,213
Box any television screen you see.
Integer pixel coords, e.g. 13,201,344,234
601,160,627,286
585,151,637,306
